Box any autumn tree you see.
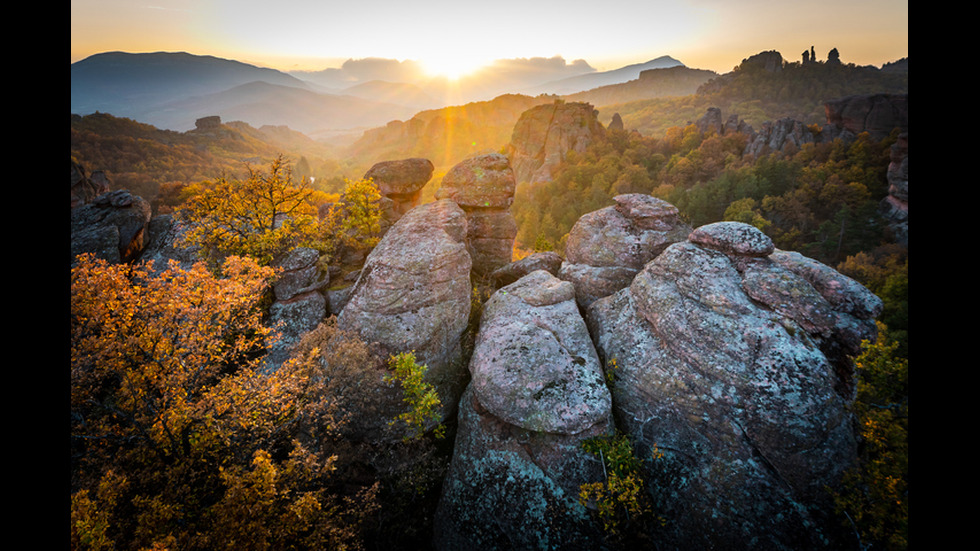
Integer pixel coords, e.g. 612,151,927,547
70,254,378,550
179,155,322,266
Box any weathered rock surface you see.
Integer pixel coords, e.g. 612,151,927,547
338,199,472,428
266,247,329,370
559,194,691,307
488,251,563,289
508,101,606,185
586,221,881,550
71,189,152,265
364,157,434,224
436,153,518,276
435,270,612,550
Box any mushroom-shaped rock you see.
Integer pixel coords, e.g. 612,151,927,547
363,157,434,223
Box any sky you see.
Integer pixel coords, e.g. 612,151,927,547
70,0,908,77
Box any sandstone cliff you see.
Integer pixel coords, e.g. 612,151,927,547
508,100,606,185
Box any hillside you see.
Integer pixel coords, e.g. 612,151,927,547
564,65,718,107
604,51,908,136
345,93,558,170
70,112,351,207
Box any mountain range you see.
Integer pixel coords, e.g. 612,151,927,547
71,51,691,136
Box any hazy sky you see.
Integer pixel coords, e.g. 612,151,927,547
70,0,908,76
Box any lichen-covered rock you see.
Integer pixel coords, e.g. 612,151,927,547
469,271,610,434
71,189,152,265
338,199,472,426
559,194,691,307
436,154,518,276
435,270,612,550
586,221,879,550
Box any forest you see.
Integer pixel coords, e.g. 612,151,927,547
71,51,907,550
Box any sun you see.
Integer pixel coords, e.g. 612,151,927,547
421,54,487,81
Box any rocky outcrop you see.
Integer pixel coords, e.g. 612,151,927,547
138,214,199,272
586,221,881,550
744,117,817,157
435,270,613,550
71,160,111,208
824,93,908,140
508,101,606,185
436,153,518,276
338,199,472,430
881,133,908,244
266,247,329,369
558,194,691,307
364,157,435,226
71,189,152,265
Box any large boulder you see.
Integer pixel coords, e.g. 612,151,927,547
71,189,152,265
338,199,472,430
508,101,606,185
435,270,613,550
436,153,518,276
587,221,881,550
559,194,691,307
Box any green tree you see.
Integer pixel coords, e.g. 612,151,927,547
384,352,445,440
833,323,908,550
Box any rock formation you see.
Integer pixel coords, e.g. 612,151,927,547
586,221,881,550
558,194,692,307
488,251,563,289
435,270,613,550
881,133,908,244
266,247,330,369
435,153,518,276
337,199,473,430
71,160,111,208
608,112,624,132
71,189,152,265
363,157,435,226
508,101,606,185
744,117,817,157
824,93,908,140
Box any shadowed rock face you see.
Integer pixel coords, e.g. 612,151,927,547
586,221,881,550
436,153,518,276
338,199,472,428
71,189,152,265
435,270,612,550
